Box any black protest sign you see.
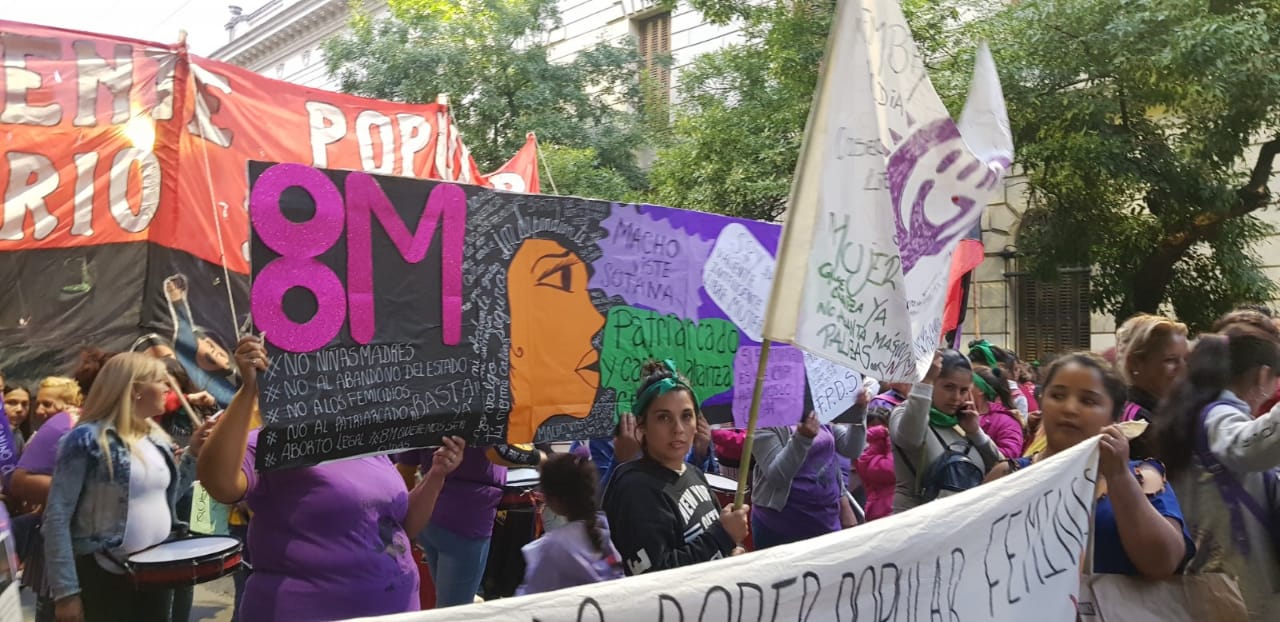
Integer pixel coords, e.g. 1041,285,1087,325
249,161,873,470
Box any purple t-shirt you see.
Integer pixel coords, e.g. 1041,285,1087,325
752,426,843,539
239,429,419,622
17,411,74,475
397,447,505,539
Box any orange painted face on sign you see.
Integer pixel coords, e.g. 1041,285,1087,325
506,239,605,444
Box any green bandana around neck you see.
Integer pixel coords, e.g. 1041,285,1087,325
631,359,700,418
929,407,959,428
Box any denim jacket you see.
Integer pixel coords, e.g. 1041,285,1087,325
43,421,196,600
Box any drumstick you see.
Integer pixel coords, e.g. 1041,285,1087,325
164,375,205,431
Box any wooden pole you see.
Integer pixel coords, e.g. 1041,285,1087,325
733,340,772,509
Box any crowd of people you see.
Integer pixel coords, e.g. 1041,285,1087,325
0,306,1278,621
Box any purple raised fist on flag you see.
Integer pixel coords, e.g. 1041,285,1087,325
888,118,1008,275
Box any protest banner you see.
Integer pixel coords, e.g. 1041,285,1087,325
762,0,1014,382
0,19,531,387
247,161,873,469
353,438,1100,622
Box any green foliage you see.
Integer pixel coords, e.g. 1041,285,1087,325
658,0,1280,328
645,0,836,221
945,0,1280,329
646,0,955,221
325,0,648,193
538,143,639,202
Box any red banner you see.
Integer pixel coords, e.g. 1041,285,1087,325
0,20,484,274
486,132,540,194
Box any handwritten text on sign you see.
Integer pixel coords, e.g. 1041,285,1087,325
369,439,1101,622
769,0,1010,383
248,160,884,469
732,345,805,428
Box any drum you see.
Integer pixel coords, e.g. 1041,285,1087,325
506,468,539,489
705,473,754,552
705,473,743,509
125,536,242,590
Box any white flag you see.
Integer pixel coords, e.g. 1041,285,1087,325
763,0,1013,382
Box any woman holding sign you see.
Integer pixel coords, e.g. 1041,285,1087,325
602,360,748,575
198,337,467,621
985,353,1193,578
749,394,868,549
890,350,1003,512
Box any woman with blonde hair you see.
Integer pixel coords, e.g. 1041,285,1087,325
1115,313,1189,422
42,353,212,622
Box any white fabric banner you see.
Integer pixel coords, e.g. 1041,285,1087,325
763,0,1014,382
354,439,1099,622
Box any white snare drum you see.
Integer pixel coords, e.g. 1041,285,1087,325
506,468,540,489
705,473,746,509
704,473,740,494
125,536,242,590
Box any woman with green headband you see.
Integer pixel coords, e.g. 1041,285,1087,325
968,340,1029,414
971,365,1025,460
602,361,749,575
890,350,1004,513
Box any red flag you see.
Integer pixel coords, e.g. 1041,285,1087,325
942,237,986,334
485,132,541,194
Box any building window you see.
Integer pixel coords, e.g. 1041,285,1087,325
635,12,671,121
275,63,285,77
1013,267,1092,362
302,50,311,65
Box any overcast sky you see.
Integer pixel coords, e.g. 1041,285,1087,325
2,0,267,56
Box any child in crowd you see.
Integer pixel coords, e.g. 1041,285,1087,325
517,454,623,595
972,365,1025,459
855,410,894,521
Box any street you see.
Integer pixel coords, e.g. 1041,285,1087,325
18,576,236,621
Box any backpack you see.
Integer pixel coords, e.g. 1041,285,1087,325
1195,400,1280,559
897,426,985,502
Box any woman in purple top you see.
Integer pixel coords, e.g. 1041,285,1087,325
749,402,868,549
198,337,466,622
395,445,506,607
9,376,83,622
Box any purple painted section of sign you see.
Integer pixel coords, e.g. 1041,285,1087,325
732,345,806,428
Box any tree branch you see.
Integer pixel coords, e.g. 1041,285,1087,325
1129,136,1280,312
1163,135,1280,247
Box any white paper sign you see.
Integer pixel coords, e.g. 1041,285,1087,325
703,222,775,342
354,439,1099,622
763,0,1013,382
804,351,863,423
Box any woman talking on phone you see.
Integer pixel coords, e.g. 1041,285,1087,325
891,350,1003,513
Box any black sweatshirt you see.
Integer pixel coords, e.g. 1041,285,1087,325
602,456,735,576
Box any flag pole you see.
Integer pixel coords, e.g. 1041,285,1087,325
731,0,849,510
733,340,772,509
